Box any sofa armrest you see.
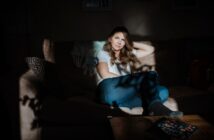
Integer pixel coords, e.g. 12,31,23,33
19,69,42,140
20,70,39,98
137,53,156,71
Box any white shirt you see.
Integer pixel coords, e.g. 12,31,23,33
96,49,137,85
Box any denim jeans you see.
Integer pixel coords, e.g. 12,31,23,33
97,71,169,108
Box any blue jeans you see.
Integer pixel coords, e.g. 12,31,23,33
97,71,169,108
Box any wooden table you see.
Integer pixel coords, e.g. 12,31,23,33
109,115,214,140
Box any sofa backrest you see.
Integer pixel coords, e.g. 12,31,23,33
53,41,156,99
52,39,214,99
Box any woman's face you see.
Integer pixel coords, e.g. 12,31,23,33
109,32,126,52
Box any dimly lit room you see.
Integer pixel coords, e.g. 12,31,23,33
2,0,214,140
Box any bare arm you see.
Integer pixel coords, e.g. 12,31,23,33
96,62,119,79
133,41,155,58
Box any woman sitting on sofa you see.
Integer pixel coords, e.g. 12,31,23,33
95,26,183,117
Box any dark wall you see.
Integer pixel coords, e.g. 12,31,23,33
25,0,214,41
1,1,29,140
2,0,214,140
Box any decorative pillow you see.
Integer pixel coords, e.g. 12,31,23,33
25,57,45,80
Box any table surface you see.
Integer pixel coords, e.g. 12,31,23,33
109,115,214,140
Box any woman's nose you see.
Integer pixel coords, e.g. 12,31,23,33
118,40,122,44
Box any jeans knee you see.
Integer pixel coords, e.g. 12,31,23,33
157,86,169,102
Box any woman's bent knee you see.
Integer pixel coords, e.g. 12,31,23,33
157,86,169,102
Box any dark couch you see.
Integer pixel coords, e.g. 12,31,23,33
19,39,214,140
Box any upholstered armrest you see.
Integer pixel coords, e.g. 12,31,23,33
19,69,42,140
134,41,156,71
137,53,156,71
20,70,40,98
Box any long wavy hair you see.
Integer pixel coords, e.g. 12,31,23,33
103,26,141,73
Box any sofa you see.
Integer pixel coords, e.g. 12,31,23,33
19,39,214,140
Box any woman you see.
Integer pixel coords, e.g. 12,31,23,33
96,26,183,117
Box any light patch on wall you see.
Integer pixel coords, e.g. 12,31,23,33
123,15,152,38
